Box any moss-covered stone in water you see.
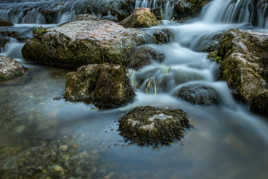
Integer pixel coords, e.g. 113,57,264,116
33,26,47,37
22,19,151,69
120,8,160,28
212,29,268,116
119,106,190,146
0,56,26,81
64,64,135,109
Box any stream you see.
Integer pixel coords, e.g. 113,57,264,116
0,0,268,178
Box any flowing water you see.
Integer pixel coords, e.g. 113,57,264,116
1,0,268,178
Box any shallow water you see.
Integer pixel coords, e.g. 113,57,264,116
1,0,268,178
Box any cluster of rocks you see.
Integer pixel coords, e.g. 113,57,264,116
21,9,164,108
19,8,192,146
210,29,268,116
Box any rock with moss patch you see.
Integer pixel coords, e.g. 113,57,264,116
22,19,152,69
211,29,268,116
0,56,26,81
65,64,135,109
119,106,190,146
174,83,221,105
120,8,160,28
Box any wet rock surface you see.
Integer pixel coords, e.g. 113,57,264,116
22,19,152,69
174,0,211,21
65,64,135,109
127,46,165,70
120,8,160,28
250,90,268,117
0,56,26,81
210,29,268,116
174,83,221,105
119,106,190,146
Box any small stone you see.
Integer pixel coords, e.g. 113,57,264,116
120,8,160,28
59,145,68,152
52,165,64,174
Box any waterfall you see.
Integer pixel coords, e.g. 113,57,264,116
135,0,175,20
203,0,268,28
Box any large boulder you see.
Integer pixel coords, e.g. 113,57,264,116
120,8,160,28
0,56,26,81
119,106,190,146
174,83,221,105
210,29,268,116
64,64,135,109
22,19,152,69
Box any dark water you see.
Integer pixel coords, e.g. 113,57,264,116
1,0,268,178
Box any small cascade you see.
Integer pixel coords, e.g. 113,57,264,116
203,0,268,28
0,0,90,24
135,0,175,19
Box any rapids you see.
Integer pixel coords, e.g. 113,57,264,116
0,0,268,178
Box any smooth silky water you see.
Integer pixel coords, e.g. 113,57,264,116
0,0,268,178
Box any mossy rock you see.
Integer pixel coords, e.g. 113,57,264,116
120,8,160,28
211,29,268,116
65,64,135,109
0,56,26,81
119,106,190,146
22,19,151,69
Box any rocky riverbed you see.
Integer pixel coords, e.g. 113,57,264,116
0,0,268,178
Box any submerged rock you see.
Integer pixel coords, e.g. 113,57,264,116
22,19,151,69
119,106,190,146
0,137,99,178
211,29,268,116
65,64,134,109
0,56,26,81
120,8,160,28
174,83,221,105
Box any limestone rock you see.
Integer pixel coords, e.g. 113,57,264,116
64,64,135,109
211,29,268,116
22,19,151,69
119,106,190,146
0,56,26,81
120,8,160,28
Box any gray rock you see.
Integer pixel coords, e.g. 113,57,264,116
0,56,26,81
